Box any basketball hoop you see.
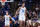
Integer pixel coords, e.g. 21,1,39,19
0,0,14,5
1,2,5,5
1,0,6,5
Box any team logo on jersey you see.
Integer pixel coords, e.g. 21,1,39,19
6,17,8,20
21,9,24,12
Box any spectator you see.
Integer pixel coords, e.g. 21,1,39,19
35,7,39,11
18,1,22,7
0,15,2,27
7,3,10,11
0,8,4,16
0,8,2,15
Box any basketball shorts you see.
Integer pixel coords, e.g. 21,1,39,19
19,15,25,21
5,22,10,26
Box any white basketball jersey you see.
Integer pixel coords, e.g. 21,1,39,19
5,15,10,23
19,7,26,15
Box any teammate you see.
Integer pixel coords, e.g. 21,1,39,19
4,11,15,27
16,2,26,27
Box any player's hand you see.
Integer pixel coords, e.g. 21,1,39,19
14,21,18,24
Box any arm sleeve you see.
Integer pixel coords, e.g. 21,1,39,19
11,18,15,22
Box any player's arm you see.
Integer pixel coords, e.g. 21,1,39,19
11,17,15,22
9,16,15,22
15,7,21,15
25,7,27,19
16,7,21,13
17,7,21,12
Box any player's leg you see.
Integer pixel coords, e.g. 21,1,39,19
19,15,22,27
22,16,25,27
23,21,25,27
19,21,22,27
5,25,8,27
26,23,29,27
5,26,7,27
8,25,10,27
5,22,10,27
5,23,10,27
5,23,7,27
8,23,10,27
5,25,10,27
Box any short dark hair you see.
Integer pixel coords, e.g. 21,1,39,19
22,2,25,4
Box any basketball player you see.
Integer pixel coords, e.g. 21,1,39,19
16,2,26,27
4,11,15,27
